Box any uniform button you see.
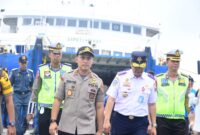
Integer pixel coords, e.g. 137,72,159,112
129,116,134,120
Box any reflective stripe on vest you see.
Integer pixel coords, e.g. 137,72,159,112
38,64,71,106
156,73,188,119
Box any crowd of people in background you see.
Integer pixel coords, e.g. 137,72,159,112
0,45,200,135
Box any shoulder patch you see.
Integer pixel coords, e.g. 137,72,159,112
156,73,164,77
180,73,188,78
63,63,72,67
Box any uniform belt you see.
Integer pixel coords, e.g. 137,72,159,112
14,91,30,95
38,103,64,108
156,114,185,119
114,111,147,120
38,103,52,108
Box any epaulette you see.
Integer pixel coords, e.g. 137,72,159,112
10,68,18,73
117,70,127,76
180,73,188,78
147,73,155,80
28,69,33,73
11,68,18,71
156,73,164,77
38,63,46,67
63,63,72,67
92,72,99,78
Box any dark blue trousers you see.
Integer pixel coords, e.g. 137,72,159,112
111,111,148,135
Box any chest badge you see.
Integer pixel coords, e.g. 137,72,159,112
67,89,73,96
44,70,51,78
89,77,97,87
123,78,130,87
178,78,186,86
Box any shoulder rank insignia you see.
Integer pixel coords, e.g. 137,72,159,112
63,63,72,67
147,73,155,80
38,63,46,67
180,73,188,78
156,73,164,77
118,71,127,76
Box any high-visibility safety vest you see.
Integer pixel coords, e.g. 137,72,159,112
156,73,189,119
38,64,72,107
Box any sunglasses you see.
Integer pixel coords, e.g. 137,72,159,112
79,55,92,60
52,52,61,55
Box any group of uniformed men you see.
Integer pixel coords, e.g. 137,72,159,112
0,42,199,135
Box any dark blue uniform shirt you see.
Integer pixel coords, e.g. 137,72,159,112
10,68,34,106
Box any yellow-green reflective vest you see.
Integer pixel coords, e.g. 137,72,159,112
156,73,189,119
38,64,72,107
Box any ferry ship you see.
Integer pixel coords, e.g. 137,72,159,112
0,1,164,85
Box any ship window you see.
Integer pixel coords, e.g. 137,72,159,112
56,18,65,26
112,23,120,31
113,51,122,57
102,50,111,56
23,18,32,25
68,19,76,27
90,21,99,28
79,20,88,28
123,25,131,33
66,47,76,54
146,28,159,37
93,21,99,28
125,53,131,58
46,18,54,26
101,22,110,30
34,18,41,25
93,49,99,55
133,26,141,35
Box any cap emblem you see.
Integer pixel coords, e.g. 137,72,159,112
56,43,61,48
175,50,180,57
137,57,142,63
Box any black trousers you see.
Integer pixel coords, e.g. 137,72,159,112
157,117,186,135
58,130,94,135
38,107,62,135
111,111,148,135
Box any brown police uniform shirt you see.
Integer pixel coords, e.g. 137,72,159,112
55,69,104,134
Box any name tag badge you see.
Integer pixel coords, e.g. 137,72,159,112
40,107,45,114
138,95,144,104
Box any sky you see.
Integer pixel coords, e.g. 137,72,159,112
1,0,200,85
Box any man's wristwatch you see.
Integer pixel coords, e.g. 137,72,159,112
152,123,157,128
50,119,57,123
9,121,15,127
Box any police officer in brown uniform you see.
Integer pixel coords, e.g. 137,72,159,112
49,46,104,135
